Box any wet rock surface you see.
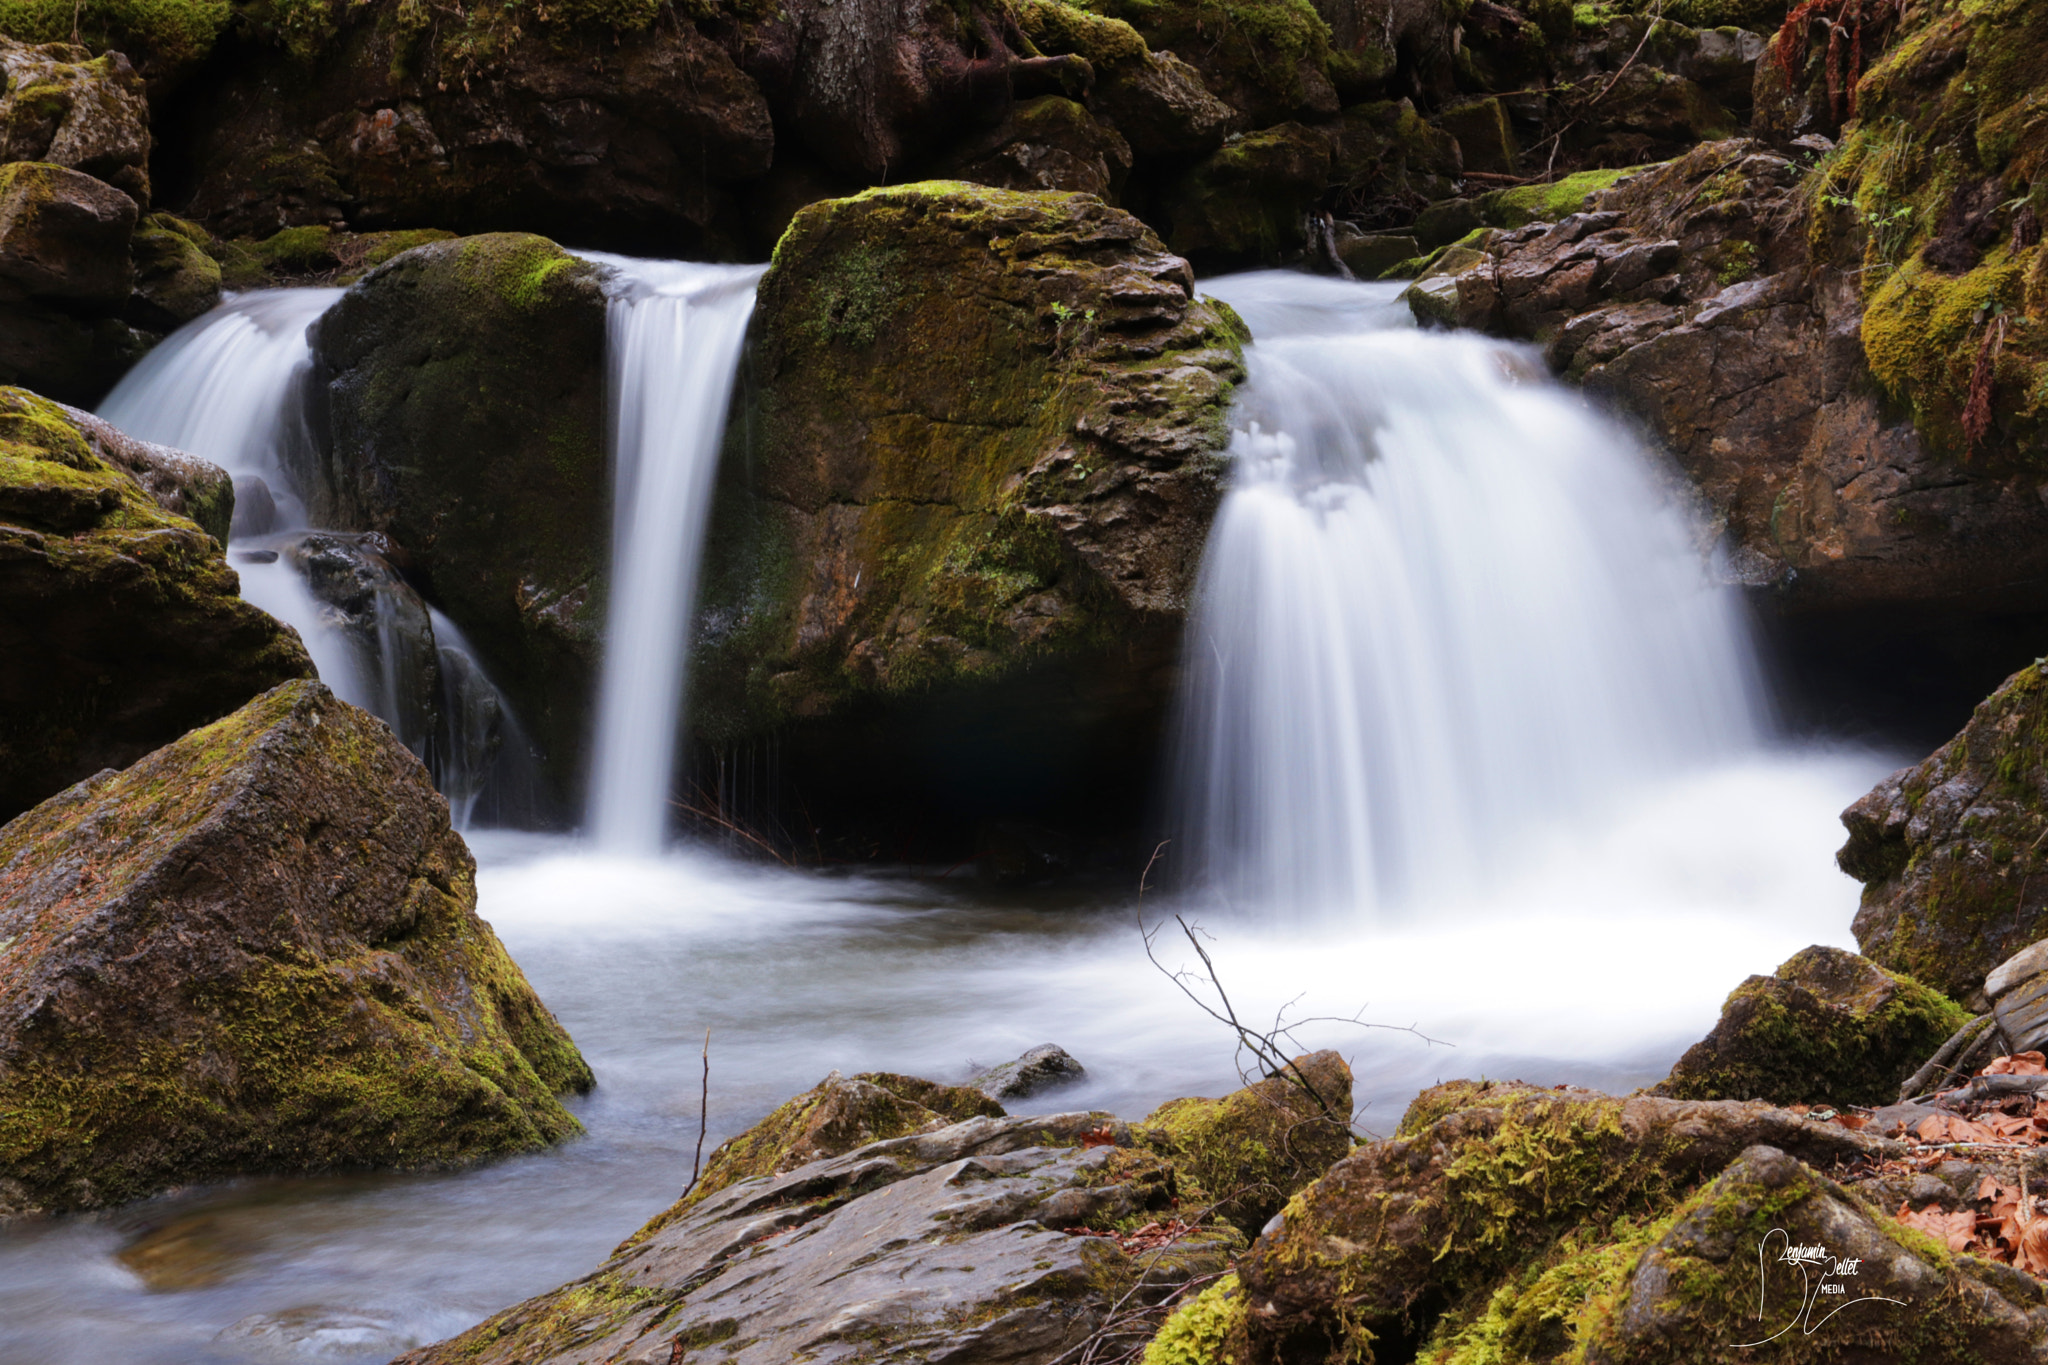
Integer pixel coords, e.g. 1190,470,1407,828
397,1105,1238,1365
0,679,592,1217
973,1042,1089,1103
1651,945,1969,1109
0,387,310,821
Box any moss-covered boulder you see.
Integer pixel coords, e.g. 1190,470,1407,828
0,679,592,1216
305,234,611,799
1140,1050,1352,1235
1212,1080,1896,1364
1842,660,2048,1000
1074,0,1341,128
0,37,151,203
1163,122,1335,267
126,213,222,327
1650,946,1969,1108
0,387,311,821
695,182,1243,852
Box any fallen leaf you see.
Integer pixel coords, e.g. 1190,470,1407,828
1986,1052,2048,1076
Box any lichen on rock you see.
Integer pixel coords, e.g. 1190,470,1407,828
0,678,592,1217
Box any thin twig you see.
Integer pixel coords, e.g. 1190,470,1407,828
669,795,792,866
682,1028,711,1198
1529,0,1666,180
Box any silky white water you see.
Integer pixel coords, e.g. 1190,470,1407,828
1175,272,1771,918
97,290,368,702
580,257,767,854
0,742,1891,1363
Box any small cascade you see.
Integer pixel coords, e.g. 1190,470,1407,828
579,256,767,855
97,291,532,827
1174,272,1769,919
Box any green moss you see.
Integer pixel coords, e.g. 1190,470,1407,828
1143,1063,1350,1237
1482,165,1645,229
1142,1273,1247,1365
0,0,229,75
0,683,588,1212
1071,0,1331,105
1013,0,1148,66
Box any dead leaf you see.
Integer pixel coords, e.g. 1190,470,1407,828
1986,1053,2048,1076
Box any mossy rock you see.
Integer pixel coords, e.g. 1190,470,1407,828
693,181,1243,851
618,1069,1005,1251
1164,122,1335,267
1229,1078,1889,1361
0,387,311,820
1140,1050,1351,1236
1810,0,2048,466
1650,945,1970,1108
129,213,223,326
1843,660,2048,998
0,679,592,1216
1069,0,1338,126
0,0,231,86
308,233,610,800
0,35,152,200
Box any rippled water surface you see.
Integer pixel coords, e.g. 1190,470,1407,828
0,746,1893,1363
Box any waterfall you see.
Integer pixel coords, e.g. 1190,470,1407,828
579,257,766,855
1174,272,1769,919
96,291,531,827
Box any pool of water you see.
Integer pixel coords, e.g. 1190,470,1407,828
0,745,1894,1364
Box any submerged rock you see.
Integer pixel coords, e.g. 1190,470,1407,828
0,679,592,1217
1652,945,1969,1109
1843,661,2048,999
694,181,1244,853
306,234,611,797
971,1042,1088,1103
0,387,310,821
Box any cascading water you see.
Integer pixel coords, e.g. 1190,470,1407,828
1174,272,1771,917
579,257,767,855
97,291,530,826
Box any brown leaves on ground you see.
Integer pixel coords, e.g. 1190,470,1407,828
1060,1219,1197,1255
1899,1177,2048,1274
1880,1054,2048,1278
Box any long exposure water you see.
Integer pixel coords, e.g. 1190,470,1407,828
1174,273,1770,916
1,270,1905,1362
580,257,767,855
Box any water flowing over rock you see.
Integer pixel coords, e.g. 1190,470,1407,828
0,679,592,1217
99,281,538,823
692,181,1243,853
0,387,312,821
1178,270,1764,914
582,256,765,852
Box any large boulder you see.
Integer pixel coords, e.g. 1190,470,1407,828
304,234,612,799
0,160,150,404
1841,660,2048,1000
0,679,592,1216
693,181,1244,852
395,1104,1238,1365
1651,945,1969,1108
0,39,151,203
0,387,312,821
1154,1075,2048,1365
